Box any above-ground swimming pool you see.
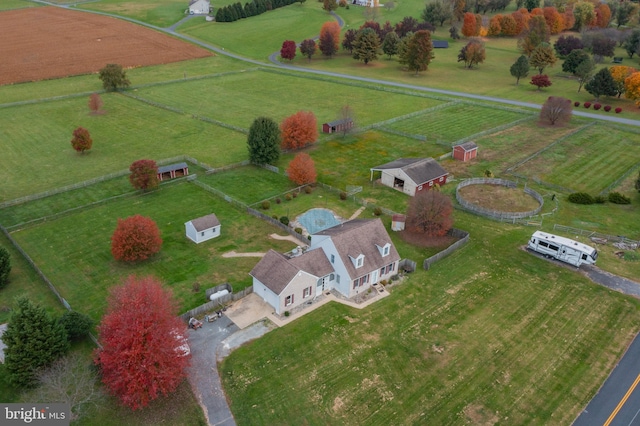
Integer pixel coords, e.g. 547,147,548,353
297,208,342,234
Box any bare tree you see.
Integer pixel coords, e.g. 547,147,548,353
22,353,104,421
337,105,356,138
406,190,453,237
540,96,572,125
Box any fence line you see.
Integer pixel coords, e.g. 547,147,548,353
598,162,640,196
552,224,640,245
0,224,101,347
456,178,544,220
423,229,470,270
399,258,417,273
453,116,535,146
179,287,254,322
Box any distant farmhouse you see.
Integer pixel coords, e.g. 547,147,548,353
185,213,221,244
189,0,211,14
250,219,400,314
370,158,448,196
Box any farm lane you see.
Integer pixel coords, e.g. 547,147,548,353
30,0,640,128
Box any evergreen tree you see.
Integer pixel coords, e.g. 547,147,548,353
510,55,530,85
585,67,617,101
247,117,281,165
2,297,69,387
562,49,591,75
0,246,10,289
352,28,381,65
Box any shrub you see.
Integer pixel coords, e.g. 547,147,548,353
279,216,290,225
275,198,281,204
373,207,383,216
593,103,601,110
111,215,162,262
308,235,312,240
340,191,347,200
285,193,292,201
608,192,631,204
574,101,580,107
284,311,290,317
262,201,270,210
272,215,278,220
295,227,303,234
594,195,607,204
58,311,93,341
615,107,622,113
584,102,591,108
568,192,595,204
304,186,312,194
604,105,611,112
292,192,298,198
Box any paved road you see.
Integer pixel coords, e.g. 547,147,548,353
574,333,640,426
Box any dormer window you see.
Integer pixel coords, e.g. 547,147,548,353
350,254,365,268
376,243,391,257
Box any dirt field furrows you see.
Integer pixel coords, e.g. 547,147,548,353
0,7,212,86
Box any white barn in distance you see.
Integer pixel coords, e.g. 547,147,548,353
185,213,221,244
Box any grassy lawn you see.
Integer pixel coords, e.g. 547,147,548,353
516,123,640,193
134,68,444,129
8,182,298,323
77,0,189,27
179,3,331,60
221,212,640,425
0,93,247,202
0,0,39,10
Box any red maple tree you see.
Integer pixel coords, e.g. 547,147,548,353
530,74,552,91
94,275,190,410
287,153,317,185
280,40,297,61
461,12,477,37
111,215,162,262
129,159,158,191
319,22,341,57
280,111,318,150
70,127,93,154
88,93,103,114
406,190,453,237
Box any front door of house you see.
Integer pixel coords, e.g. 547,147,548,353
372,270,379,284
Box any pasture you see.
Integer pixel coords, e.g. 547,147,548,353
78,0,189,27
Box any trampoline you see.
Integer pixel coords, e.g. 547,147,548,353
298,208,341,234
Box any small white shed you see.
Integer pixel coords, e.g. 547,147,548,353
185,213,221,244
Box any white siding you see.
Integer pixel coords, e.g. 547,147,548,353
314,238,351,297
252,278,281,314
185,222,220,244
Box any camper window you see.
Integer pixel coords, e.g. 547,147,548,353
549,244,559,251
582,254,588,260
539,241,549,248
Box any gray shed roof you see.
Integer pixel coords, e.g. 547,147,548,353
314,219,400,280
455,141,478,151
371,158,448,186
189,213,220,231
432,40,449,48
326,118,353,126
158,162,188,174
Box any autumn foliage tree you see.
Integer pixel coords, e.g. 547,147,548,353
280,111,318,150
610,65,637,98
99,63,130,92
406,190,453,237
319,21,341,58
530,74,552,90
461,12,477,37
70,127,93,154
287,153,317,185
457,38,486,69
88,93,104,114
280,40,297,61
299,39,317,62
95,276,190,410
624,72,640,107
129,159,158,191
111,215,162,262
540,96,572,125
399,30,435,75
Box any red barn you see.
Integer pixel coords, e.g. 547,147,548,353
157,162,189,181
322,118,353,134
452,141,478,162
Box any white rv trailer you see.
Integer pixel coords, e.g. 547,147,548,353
527,231,598,267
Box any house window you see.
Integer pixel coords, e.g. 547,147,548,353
354,255,364,268
353,274,370,289
383,246,389,256
418,185,423,191
429,181,433,186
330,273,335,281
439,177,444,182
330,254,335,264
336,274,340,284
285,295,294,306
303,287,312,298
201,232,205,236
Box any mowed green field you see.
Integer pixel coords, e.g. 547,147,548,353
8,182,298,322
0,93,247,202
0,0,39,11
221,214,640,425
78,0,188,27
515,123,640,193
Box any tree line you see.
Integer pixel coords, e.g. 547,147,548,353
215,0,301,23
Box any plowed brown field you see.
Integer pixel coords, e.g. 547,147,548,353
0,7,212,86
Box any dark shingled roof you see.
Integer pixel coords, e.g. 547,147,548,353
371,158,448,186
158,162,188,174
432,40,449,48
314,219,400,280
189,213,220,231
455,141,477,151
326,118,353,127
250,249,333,295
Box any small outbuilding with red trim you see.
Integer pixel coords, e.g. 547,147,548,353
452,142,478,162
370,158,448,196
322,118,353,134
157,162,189,181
